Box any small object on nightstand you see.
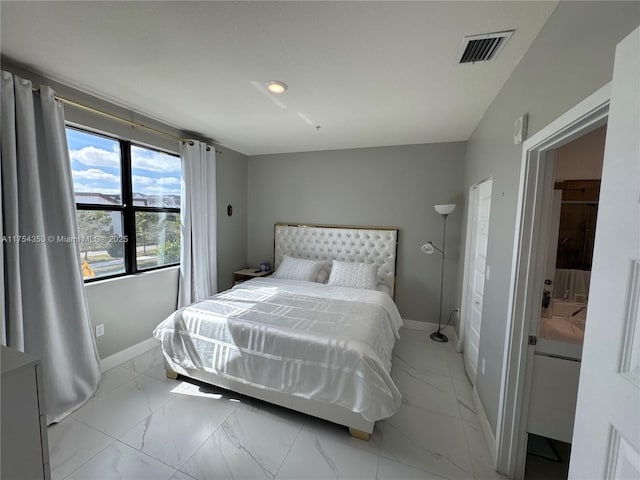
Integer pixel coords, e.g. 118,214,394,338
233,268,272,285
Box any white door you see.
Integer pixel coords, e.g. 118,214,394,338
463,178,492,383
569,27,639,478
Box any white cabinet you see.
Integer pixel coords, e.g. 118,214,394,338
1,346,51,480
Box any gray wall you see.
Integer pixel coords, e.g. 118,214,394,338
459,1,640,435
216,145,249,292
85,267,179,358
247,142,467,323
1,61,249,360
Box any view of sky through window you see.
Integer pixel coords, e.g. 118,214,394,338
67,128,122,203
67,128,181,207
131,145,181,207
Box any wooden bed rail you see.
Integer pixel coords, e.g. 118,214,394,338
348,427,370,441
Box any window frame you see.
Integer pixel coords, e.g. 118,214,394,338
68,125,181,282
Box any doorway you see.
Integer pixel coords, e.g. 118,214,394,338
497,28,639,480
493,82,611,479
524,125,606,479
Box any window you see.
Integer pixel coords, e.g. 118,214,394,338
67,127,181,280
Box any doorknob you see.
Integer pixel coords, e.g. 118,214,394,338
544,279,552,285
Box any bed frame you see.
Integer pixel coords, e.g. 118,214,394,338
164,223,399,440
273,223,398,298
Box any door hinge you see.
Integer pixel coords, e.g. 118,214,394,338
528,335,537,346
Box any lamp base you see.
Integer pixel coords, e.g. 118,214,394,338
430,331,449,343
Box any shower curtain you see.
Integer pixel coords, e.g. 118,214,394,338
0,71,100,423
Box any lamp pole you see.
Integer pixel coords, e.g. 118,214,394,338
431,212,449,343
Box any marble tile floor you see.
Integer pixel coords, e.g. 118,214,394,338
48,328,507,480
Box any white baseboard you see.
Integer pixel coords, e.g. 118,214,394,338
473,385,499,467
402,318,438,331
447,326,459,348
100,337,159,373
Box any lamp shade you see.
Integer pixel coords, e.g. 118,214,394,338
434,204,456,215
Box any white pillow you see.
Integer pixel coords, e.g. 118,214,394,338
272,255,323,282
327,260,378,290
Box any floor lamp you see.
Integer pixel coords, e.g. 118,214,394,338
421,204,456,343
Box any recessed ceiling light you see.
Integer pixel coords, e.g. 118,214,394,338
265,80,288,94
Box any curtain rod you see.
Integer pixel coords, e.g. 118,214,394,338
32,86,220,154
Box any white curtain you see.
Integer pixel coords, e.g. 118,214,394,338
178,140,217,307
0,72,100,424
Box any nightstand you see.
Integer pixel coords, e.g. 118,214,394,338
233,268,272,285
1,346,51,480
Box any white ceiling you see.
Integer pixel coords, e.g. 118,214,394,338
1,1,557,156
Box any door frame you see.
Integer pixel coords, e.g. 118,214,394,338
495,83,611,478
458,176,493,382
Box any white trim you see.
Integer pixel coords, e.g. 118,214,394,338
524,83,610,150
622,261,640,382
473,385,498,467
447,325,459,347
99,337,159,373
496,83,611,478
458,187,476,353
402,318,437,331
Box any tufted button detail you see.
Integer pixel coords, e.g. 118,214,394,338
274,225,397,295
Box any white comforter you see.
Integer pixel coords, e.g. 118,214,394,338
153,277,403,422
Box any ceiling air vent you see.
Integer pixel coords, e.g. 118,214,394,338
459,30,514,64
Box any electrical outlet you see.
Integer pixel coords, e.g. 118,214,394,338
485,265,491,281
96,324,105,337
481,357,486,375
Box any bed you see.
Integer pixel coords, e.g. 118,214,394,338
153,224,402,439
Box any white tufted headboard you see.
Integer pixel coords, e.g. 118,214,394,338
273,224,399,298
